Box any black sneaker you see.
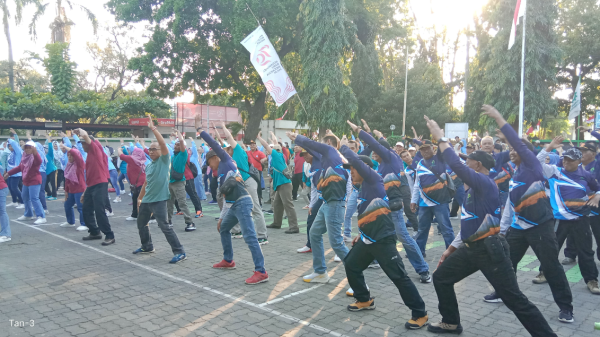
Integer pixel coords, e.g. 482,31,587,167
101,238,115,246
427,321,463,334
419,271,432,283
83,234,102,241
483,292,503,303
285,228,299,234
266,223,281,229
558,310,574,323
185,224,197,232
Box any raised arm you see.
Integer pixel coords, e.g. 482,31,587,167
289,132,331,156
219,121,238,149
173,128,186,151
256,131,272,155
195,113,229,160
148,116,169,156
73,128,92,145
339,145,379,184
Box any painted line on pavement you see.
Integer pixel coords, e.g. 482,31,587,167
258,284,325,307
13,220,348,337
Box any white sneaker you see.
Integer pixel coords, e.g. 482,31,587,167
149,219,157,224
17,215,35,221
343,236,353,243
346,284,369,296
126,217,137,221
76,226,88,231
34,217,47,225
128,193,132,197
15,204,25,209
113,197,122,203
334,255,342,262
297,246,312,253
105,211,114,217
0,237,11,243
449,216,460,220
60,222,76,227
6,202,15,207
44,209,49,214
303,272,330,283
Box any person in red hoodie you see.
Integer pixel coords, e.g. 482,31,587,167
72,128,115,246
58,145,87,232
0,171,11,243
5,140,46,225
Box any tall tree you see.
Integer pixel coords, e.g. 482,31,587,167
0,58,49,92
464,0,561,132
34,42,76,102
297,0,357,137
29,0,97,43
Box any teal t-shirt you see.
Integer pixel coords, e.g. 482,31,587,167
142,154,171,203
271,150,291,190
169,149,188,183
232,144,250,181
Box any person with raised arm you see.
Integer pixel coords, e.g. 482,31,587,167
33,139,49,214
348,120,431,284
296,146,322,253
58,143,87,231
219,122,269,244
72,128,115,245
179,134,203,219
188,137,207,202
103,141,121,203
260,131,299,234
44,136,58,201
338,136,428,330
480,105,576,322
119,145,147,221
5,138,46,224
196,114,269,284
6,128,24,208
422,115,557,336
132,116,186,264
288,130,350,283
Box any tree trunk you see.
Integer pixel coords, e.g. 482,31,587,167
3,10,15,91
243,90,267,143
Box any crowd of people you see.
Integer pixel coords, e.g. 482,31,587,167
0,106,599,335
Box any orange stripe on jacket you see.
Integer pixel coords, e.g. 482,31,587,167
358,208,391,228
514,191,547,212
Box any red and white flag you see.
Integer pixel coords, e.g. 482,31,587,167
508,0,527,50
276,110,288,121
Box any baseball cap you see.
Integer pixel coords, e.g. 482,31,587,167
563,147,582,161
25,140,36,147
395,142,404,147
420,140,433,148
299,149,309,157
467,150,496,170
408,147,416,151
534,140,541,144
205,150,218,161
581,141,598,153
249,140,256,145
343,155,374,170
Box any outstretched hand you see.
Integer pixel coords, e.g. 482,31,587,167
548,135,564,151
424,116,444,141
346,120,360,133
360,119,371,133
286,131,298,142
340,135,349,147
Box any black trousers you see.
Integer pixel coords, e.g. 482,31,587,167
291,172,303,199
137,201,184,255
506,220,573,311
56,169,64,189
305,198,323,248
401,185,418,230
185,179,203,212
130,186,140,218
344,235,427,318
45,170,57,197
210,175,218,202
433,237,557,337
103,190,112,213
257,171,263,204
83,183,114,239
564,215,600,260
542,217,598,283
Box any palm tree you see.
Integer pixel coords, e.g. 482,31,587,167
30,0,97,43
1,0,41,91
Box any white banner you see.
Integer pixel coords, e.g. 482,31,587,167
568,77,581,120
241,26,297,106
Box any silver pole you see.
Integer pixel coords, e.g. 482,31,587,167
402,45,408,136
465,25,469,106
518,5,527,136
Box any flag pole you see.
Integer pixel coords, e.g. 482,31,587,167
246,3,261,26
402,45,408,137
518,2,527,137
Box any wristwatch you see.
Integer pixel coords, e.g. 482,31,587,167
438,137,449,143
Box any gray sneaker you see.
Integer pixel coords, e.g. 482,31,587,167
532,272,547,284
587,280,600,295
561,257,576,265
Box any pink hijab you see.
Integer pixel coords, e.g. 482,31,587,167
131,148,146,168
64,149,82,184
21,153,35,178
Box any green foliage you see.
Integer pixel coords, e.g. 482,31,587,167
464,0,561,133
0,59,49,92
386,135,403,146
0,88,171,122
40,43,76,102
297,0,357,135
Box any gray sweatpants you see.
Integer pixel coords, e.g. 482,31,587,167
167,180,194,225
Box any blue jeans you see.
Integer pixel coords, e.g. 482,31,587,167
39,172,47,210
109,169,120,196
64,192,85,226
0,188,10,237
22,184,45,218
7,176,22,204
117,172,126,191
306,198,323,248
194,175,207,200
415,203,455,254
343,189,358,238
392,210,429,274
219,197,265,272
499,191,509,209
310,200,349,274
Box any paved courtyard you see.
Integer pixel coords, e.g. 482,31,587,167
1,191,599,337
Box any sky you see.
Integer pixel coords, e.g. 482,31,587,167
3,0,490,106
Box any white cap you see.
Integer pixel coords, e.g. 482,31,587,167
25,140,36,147
269,144,274,147
408,147,416,151
395,142,404,147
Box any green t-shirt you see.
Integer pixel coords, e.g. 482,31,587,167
142,154,171,203
232,144,250,181
169,149,188,183
271,150,291,191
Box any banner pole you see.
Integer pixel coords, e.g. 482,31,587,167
246,3,261,26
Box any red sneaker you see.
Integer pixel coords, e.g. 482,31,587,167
212,260,236,269
246,271,269,285
176,212,184,215
195,211,204,218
